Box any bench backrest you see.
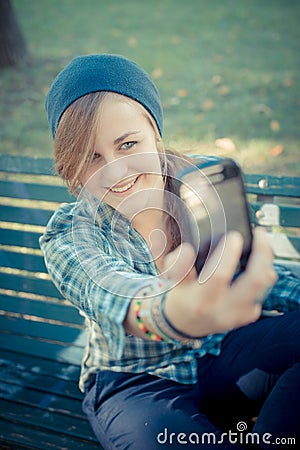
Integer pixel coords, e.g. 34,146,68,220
0,155,86,368
244,172,300,262
0,155,299,368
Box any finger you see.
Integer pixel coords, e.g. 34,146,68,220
232,229,277,304
198,231,244,284
245,228,277,287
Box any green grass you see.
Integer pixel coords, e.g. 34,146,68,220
0,0,299,175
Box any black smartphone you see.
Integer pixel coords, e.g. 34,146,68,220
177,157,253,275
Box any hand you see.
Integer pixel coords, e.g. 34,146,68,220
163,228,277,337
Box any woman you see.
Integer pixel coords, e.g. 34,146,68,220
41,54,300,449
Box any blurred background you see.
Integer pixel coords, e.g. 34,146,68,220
0,0,299,175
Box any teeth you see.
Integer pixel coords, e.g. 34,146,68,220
111,177,138,193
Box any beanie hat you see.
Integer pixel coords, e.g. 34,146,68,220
45,54,163,139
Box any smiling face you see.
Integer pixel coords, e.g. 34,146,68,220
80,93,165,219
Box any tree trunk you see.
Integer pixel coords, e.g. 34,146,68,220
0,0,30,68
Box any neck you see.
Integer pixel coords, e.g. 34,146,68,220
132,209,171,272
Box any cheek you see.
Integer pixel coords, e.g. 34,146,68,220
81,168,105,198
132,151,162,177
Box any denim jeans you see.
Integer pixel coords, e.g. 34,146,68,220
83,311,300,449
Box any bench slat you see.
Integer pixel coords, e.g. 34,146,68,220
0,272,63,298
0,382,85,419
0,204,53,226
0,419,100,450
0,316,86,346
0,364,83,401
0,349,81,382
0,179,74,203
1,424,99,450
0,399,99,448
0,333,84,365
0,155,55,176
0,294,84,325
0,249,47,272
250,202,300,228
244,174,300,198
0,228,42,249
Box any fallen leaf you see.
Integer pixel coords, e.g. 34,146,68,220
269,145,283,156
283,77,293,87
128,37,137,47
176,89,188,97
202,99,214,111
270,120,280,132
215,138,236,151
151,68,163,79
212,75,222,85
218,85,230,96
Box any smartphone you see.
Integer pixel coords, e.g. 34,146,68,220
177,157,253,275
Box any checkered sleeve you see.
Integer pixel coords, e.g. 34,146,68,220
39,202,168,360
262,263,300,312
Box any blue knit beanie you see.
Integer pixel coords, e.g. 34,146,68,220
46,54,163,139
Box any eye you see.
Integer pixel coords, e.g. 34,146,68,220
120,141,137,151
91,152,102,163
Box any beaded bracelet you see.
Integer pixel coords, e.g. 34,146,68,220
134,300,165,342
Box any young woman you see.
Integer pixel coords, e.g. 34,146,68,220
41,54,300,449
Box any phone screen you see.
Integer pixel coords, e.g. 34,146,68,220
179,159,253,274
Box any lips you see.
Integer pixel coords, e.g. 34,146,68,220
110,176,139,193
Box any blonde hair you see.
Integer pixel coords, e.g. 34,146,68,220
54,92,107,194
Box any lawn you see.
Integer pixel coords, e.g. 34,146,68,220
0,0,299,175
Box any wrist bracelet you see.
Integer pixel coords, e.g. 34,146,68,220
151,297,194,345
134,300,165,342
158,295,200,341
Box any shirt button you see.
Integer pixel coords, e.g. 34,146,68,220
193,340,202,349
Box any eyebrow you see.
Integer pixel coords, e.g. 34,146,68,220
114,131,140,145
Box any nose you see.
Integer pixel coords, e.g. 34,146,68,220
103,155,129,186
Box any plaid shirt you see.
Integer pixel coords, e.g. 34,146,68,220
40,196,300,392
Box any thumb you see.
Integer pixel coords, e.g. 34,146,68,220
162,242,197,284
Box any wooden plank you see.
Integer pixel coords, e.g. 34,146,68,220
0,294,84,325
244,173,300,198
0,364,83,401
0,382,85,418
0,155,55,176
0,180,73,203
0,349,81,382
0,249,47,273
0,204,54,226
0,228,42,249
0,334,84,365
250,202,300,228
0,399,97,441
0,272,63,298
0,418,100,450
0,316,87,347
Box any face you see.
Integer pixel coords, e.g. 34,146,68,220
80,94,165,220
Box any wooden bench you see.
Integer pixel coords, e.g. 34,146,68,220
0,155,299,449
